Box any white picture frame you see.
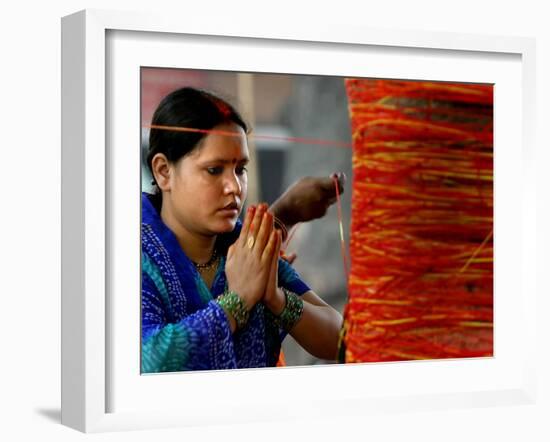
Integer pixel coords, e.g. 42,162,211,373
61,9,537,433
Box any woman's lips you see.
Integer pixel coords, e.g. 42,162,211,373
219,208,238,214
219,203,239,215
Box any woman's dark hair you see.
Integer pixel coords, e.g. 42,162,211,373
147,87,248,189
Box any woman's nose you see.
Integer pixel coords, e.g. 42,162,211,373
224,172,242,195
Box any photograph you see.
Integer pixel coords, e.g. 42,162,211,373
140,67,493,373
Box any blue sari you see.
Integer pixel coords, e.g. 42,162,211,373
141,193,310,372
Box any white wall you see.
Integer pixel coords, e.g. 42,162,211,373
1,1,548,440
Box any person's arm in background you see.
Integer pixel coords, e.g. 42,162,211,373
269,172,346,232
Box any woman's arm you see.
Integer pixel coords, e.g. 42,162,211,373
266,288,342,361
262,243,343,361
288,291,342,361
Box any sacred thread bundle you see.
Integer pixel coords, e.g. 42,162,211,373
343,79,493,362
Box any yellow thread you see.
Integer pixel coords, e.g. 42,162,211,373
361,299,412,306
459,321,493,328
460,229,493,273
385,350,431,360
371,317,417,326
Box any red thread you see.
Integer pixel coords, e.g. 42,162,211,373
334,175,350,280
147,124,352,149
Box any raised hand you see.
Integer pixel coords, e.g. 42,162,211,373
225,203,279,311
269,172,346,229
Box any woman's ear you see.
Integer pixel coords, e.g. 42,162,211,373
151,153,172,191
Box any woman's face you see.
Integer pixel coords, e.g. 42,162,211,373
165,122,249,237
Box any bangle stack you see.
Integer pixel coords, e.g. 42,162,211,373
216,289,249,329
269,288,304,331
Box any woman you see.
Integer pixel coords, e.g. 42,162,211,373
142,87,343,372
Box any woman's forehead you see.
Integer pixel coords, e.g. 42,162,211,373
192,124,249,162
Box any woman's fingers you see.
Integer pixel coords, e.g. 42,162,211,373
272,229,282,267
265,229,282,266
244,203,267,248
262,229,278,263
237,202,278,268
254,210,273,253
239,204,256,243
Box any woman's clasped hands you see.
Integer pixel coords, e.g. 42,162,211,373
224,203,286,329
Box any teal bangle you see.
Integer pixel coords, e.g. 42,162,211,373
216,289,249,329
270,288,304,332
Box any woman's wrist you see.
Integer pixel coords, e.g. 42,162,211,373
216,289,250,330
266,288,304,332
226,285,257,311
265,288,286,316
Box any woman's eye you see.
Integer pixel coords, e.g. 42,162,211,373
206,167,223,175
236,166,248,176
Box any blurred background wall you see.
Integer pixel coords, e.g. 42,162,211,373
141,68,353,366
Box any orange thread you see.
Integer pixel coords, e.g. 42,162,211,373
147,124,352,149
343,78,494,363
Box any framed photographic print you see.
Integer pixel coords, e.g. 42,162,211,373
61,9,537,433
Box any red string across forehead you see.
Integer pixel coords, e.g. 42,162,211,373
146,124,352,148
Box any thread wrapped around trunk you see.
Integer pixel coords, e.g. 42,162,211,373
342,79,493,362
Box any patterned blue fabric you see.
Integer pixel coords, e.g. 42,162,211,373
141,192,311,372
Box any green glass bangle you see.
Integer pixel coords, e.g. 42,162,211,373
270,288,304,332
216,289,249,330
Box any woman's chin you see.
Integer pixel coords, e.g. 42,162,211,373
215,218,237,233
209,210,239,233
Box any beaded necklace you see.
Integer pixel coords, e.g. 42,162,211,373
191,248,219,273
